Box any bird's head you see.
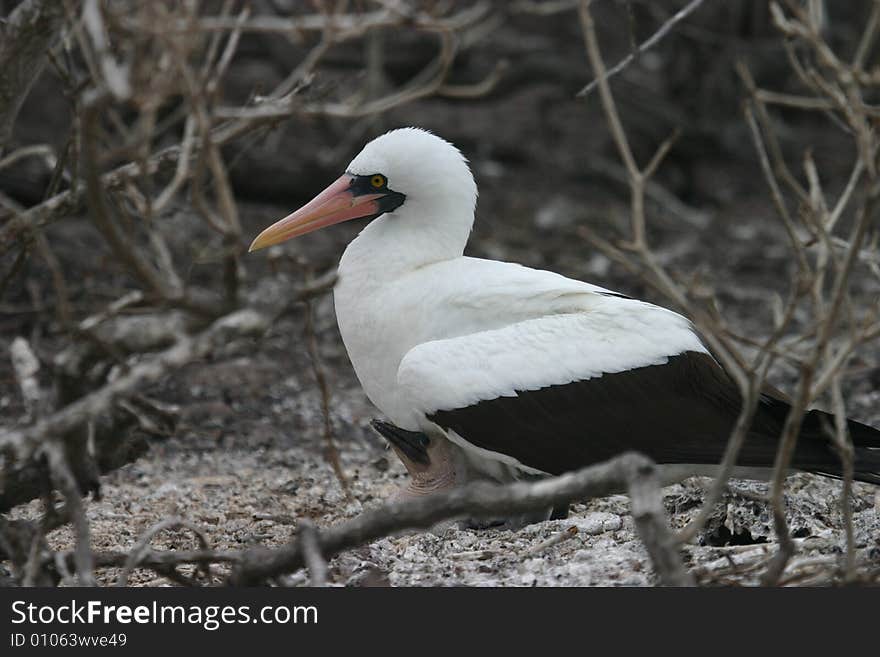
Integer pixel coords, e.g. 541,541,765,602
248,127,477,252
370,420,462,495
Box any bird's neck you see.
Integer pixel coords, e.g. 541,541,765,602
338,205,473,286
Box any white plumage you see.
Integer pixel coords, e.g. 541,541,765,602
398,300,707,415
250,127,880,491
332,130,704,465
284,128,702,470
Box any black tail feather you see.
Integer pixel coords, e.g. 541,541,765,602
799,409,880,485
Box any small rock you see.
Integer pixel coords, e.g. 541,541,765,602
342,500,363,516
570,512,621,535
151,482,180,499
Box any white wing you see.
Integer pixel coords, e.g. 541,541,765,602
394,298,757,477
398,295,707,414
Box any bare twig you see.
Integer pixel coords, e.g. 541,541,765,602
0,144,56,171
0,309,268,462
230,452,693,586
45,444,95,586
297,520,328,587
0,0,70,150
853,0,880,71
81,97,223,317
580,3,879,583
304,297,349,494
116,517,212,586
577,0,709,97
580,0,766,499
62,548,243,572
0,104,276,250
740,93,809,276
828,375,856,581
10,337,43,420
522,525,579,557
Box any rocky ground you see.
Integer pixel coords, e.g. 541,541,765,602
12,419,880,586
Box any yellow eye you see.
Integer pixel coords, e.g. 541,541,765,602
371,175,386,188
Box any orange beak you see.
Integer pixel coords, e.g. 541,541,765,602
248,174,383,251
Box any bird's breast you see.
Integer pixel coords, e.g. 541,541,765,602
333,274,428,429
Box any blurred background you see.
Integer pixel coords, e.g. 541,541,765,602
1,1,878,586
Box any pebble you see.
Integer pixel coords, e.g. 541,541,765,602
569,512,622,535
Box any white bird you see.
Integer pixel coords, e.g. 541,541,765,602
250,127,880,500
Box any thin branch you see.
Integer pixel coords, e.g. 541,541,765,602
116,517,212,586
580,2,640,181
577,0,709,97
230,452,693,587
304,297,349,495
297,519,328,587
0,309,268,462
0,144,56,171
46,444,95,586
853,0,880,71
0,0,71,150
828,375,856,581
522,525,579,557
10,337,43,420
740,74,810,276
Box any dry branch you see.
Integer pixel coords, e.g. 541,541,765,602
0,107,263,251
0,309,268,463
577,0,880,587
0,3,490,252
297,519,328,587
45,444,95,586
577,0,709,97
578,0,779,551
229,452,693,587
10,337,43,420
303,297,349,494
1,0,511,589
116,517,213,586
0,0,72,150
4,0,874,591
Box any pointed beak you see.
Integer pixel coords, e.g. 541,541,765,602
249,174,383,251
371,420,431,469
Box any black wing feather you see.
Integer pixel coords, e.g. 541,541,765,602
428,351,880,483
